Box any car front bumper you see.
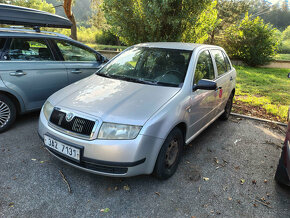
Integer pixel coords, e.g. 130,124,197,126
38,112,164,177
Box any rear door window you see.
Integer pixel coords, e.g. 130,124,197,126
7,38,54,61
194,50,215,84
211,50,228,76
222,52,231,71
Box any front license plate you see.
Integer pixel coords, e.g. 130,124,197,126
44,135,80,161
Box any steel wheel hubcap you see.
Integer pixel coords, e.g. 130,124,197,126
165,138,179,167
0,101,11,128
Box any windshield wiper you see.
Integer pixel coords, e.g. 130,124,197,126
110,75,156,85
155,81,179,87
96,73,179,87
96,72,113,78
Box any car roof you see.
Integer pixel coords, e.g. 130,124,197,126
135,42,222,51
0,27,70,40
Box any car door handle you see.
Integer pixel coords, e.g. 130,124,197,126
10,70,26,76
71,70,82,74
230,76,233,81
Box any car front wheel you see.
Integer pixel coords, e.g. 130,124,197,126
0,94,16,133
153,127,184,180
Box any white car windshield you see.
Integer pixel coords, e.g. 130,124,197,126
97,47,192,87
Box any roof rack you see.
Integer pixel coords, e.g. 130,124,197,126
0,4,72,30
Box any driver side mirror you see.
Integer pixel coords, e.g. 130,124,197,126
193,79,217,91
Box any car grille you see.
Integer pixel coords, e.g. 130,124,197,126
49,109,95,137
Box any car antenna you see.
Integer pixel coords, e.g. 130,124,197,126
33,26,40,33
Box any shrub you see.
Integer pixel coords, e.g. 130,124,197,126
279,40,290,53
282,25,290,40
102,0,213,45
224,13,279,66
95,30,120,45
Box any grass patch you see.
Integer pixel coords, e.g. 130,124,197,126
275,53,290,61
234,65,290,122
85,43,127,51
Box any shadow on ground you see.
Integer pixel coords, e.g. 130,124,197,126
0,114,289,217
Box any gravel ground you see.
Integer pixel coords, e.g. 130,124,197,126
0,112,289,218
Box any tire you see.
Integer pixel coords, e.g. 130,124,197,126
153,128,184,180
0,94,17,133
220,92,234,120
275,156,290,187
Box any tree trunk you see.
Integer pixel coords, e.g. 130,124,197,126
63,0,77,40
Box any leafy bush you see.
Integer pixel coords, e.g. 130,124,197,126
282,25,290,40
279,40,290,53
102,0,213,45
95,30,120,45
77,27,100,43
49,27,120,45
224,13,279,66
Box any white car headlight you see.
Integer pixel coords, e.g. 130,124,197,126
43,101,54,121
98,122,142,140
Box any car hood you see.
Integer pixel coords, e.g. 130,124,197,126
50,75,180,125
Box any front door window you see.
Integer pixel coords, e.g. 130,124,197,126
194,50,215,84
55,40,98,62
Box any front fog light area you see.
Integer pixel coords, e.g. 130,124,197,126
98,122,142,140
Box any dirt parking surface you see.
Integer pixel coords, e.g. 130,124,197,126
0,113,289,217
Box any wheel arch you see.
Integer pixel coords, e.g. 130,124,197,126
0,90,23,114
175,122,187,142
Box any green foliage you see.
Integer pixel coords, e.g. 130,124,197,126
95,30,119,45
282,26,290,40
51,27,120,45
102,0,212,45
85,43,127,51
182,1,219,43
1,0,55,13
224,13,279,66
90,0,109,30
209,0,251,43
235,65,290,122
51,27,98,43
275,53,290,60
279,40,290,53
259,4,290,31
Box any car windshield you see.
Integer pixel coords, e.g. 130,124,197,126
97,47,192,87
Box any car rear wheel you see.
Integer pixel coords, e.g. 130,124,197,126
0,94,16,133
153,127,184,180
275,151,290,187
220,92,234,120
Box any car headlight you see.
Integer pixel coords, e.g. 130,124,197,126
43,101,54,121
98,122,142,140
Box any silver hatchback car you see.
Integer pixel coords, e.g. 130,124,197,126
38,42,236,179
